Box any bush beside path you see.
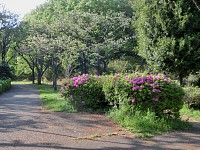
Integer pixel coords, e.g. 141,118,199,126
0,84,199,150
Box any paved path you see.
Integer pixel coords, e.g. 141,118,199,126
0,84,200,150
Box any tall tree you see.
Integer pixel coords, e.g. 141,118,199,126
0,4,18,62
52,10,134,75
132,0,200,85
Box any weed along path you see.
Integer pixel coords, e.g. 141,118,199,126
0,84,199,150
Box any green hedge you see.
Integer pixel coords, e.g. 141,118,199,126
0,79,11,94
184,87,200,110
60,73,184,118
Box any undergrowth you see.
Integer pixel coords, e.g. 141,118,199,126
36,84,77,112
109,106,191,138
180,105,200,121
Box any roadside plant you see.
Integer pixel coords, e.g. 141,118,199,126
0,79,11,94
60,74,107,110
60,72,184,118
102,73,184,118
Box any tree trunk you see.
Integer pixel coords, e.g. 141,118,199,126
32,68,35,84
179,70,183,86
52,75,57,91
52,62,57,90
37,73,42,85
97,60,102,75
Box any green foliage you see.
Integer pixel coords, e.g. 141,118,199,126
0,62,12,79
109,108,190,137
108,60,131,74
184,73,200,87
14,56,32,80
23,0,135,77
0,4,19,62
36,84,76,112
60,74,108,111
132,0,200,85
61,72,184,118
102,73,184,118
108,57,145,74
180,105,200,121
184,87,200,110
0,78,11,93
74,0,133,16
55,10,134,75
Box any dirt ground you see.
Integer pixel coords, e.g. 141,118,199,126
0,84,199,150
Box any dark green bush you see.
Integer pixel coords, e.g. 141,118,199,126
102,73,184,118
184,87,200,110
0,62,12,80
0,79,11,93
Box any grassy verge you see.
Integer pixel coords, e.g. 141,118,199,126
109,108,191,138
36,84,77,112
12,81,32,84
180,105,200,121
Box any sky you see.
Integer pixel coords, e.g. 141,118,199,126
0,0,47,18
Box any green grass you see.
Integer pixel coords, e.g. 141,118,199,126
180,105,200,121
12,81,32,84
35,84,77,112
109,108,191,138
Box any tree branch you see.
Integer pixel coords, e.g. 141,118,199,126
193,0,200,11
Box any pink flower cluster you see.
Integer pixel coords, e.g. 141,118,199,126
115,73,121,77
72,74,89,88
61,74,89,90
128,73,172,102
152,98,159,101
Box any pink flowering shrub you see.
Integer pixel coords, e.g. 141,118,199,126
102,73,184,118
60,73,184,118
60,74,107,110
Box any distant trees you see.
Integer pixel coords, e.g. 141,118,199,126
2,0,199,87
15,0,137,88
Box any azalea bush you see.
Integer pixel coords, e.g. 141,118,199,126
102,73,184,118
0,79,11,94
60,74,107,110
60,72,184,118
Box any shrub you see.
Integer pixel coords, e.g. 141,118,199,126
60,74,108,110
184,87,200,110
184,74,200,87
0,62,12,80
60,73,184,118
0,79,11,93
102,73,184,118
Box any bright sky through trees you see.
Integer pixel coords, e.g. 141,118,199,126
0,0,47,18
